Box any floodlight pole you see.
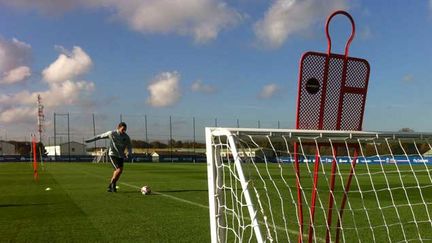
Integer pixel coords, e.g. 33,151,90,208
67,113,70,162
92,113,96,154
53,112,57,160
193,117,196,163
169,116,173,163
144,114,148,154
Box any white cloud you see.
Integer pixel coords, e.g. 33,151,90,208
42,46,92,83
108,0,243,43
191,80,216,93
41,80,95,107
0,37,31,74
254,0,347,48
258,83,280,99
0,45,95,125
0,0,243,43
0,106,37,124
147,71,181,107
0,66,31,84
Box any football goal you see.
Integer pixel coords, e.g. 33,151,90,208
206,127,432,242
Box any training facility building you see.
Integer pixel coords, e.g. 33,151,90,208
45,142,87,156
424,149,432,157
0,141,16,155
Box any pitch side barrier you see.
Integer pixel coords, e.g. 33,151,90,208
0,155,32,162
277,155,432,164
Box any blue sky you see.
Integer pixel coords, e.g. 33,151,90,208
1,0,432,141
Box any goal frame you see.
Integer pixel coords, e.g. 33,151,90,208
206,127,432,243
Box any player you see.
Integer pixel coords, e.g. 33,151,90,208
85,122,132,192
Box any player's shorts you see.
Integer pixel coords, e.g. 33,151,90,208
109,156,124,169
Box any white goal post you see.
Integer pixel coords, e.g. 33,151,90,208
206,127,432,243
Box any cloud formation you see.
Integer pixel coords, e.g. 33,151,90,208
0,66,31,84
191,80,216,93
0,37,32,84
147,71,181,107
0,44,95,125
109,0,243,43
258,83,280,99
0,106,37,124
42,46,92,84
254,0,347,48
0,0,242,43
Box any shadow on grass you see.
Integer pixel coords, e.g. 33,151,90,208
0,202,57,208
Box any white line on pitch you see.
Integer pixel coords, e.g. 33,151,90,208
119,182,326,242
81,168,325,242
119,181,209,209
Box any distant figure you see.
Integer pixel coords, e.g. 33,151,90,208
85,122,132,192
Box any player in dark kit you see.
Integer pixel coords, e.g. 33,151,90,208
85,122,132,192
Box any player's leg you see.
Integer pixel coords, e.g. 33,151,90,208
111,166,123,191
108,156,124,192
108,156,119,192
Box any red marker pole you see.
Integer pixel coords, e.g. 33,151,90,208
32,135,38,181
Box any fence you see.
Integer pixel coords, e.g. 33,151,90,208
48,113,291,146
1,112,292,160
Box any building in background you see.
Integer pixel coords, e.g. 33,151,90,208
0,141,16,155
45,142,87,156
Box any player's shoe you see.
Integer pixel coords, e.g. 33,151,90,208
107,183,114,192
113,183,117,192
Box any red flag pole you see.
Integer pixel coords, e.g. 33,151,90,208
32,135,38,181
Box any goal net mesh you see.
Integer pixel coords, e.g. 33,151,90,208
206,128,432,243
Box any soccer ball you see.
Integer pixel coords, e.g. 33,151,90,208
140,186,151,195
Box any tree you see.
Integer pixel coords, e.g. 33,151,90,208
150,141,168,148
131,139,151,148
399,128,414,132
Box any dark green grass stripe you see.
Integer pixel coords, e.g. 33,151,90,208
0,163,106,242
41,162,211,242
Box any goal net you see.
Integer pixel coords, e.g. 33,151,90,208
206,127,432,243
92,148,108,164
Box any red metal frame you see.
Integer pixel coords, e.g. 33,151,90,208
335,149,359,243
294,10,370,243
308,148,321,242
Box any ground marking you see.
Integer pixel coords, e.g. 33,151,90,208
81,166,326,242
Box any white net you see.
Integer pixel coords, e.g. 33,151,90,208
206,128,432,243
92,148,108,163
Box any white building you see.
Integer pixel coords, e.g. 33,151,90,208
45,142,87,156
0,141,16,155
424,149,432,157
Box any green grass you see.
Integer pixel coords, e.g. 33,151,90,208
1,162,432,242
0,162,210,242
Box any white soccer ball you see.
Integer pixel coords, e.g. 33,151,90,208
140,186,151,195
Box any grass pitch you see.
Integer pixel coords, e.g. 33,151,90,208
1,162,432,242
0,162,210,242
